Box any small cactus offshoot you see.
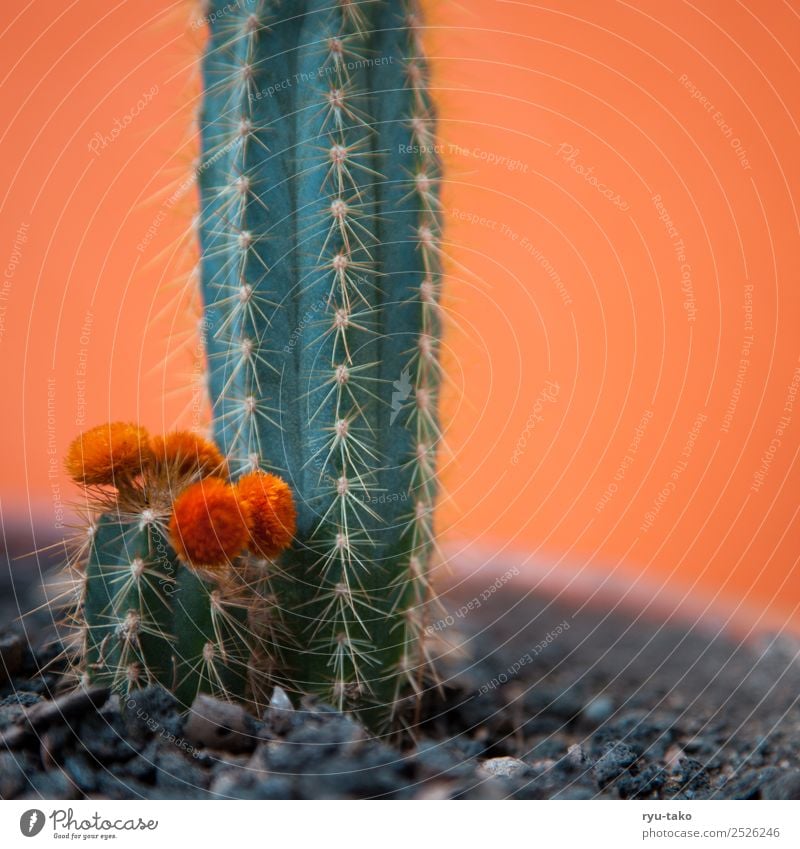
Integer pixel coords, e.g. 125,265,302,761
64,422,295,707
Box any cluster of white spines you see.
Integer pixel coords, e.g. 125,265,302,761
203,3,277,477
307,8,384,708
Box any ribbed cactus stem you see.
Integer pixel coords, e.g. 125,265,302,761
173,568,251,706
199,0,442,729
82,511,253,705
83,513,177,693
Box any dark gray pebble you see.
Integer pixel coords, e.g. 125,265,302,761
593,741,638,787
23,685,109,731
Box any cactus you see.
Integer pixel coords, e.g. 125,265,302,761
198,0,443,728
64,424,286,707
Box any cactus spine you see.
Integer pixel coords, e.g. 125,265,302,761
198,0,442,727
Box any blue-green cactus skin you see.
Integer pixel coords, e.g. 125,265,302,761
83,514,177,693
198,0,442,728
83,512,251,707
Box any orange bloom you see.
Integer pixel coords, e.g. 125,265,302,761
65,422,152,486
236,470,297,558
169,477,250,570
151,430,226,478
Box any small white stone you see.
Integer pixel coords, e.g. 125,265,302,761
264,686,294,734
478,757,527,779
567,743,585,766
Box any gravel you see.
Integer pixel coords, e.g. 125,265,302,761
1,578,799,799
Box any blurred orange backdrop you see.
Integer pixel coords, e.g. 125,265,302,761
1,1,798,632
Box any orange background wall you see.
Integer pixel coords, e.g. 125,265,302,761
1,1,798,632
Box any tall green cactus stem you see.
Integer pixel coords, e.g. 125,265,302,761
81,504,252,706
198,0,442,728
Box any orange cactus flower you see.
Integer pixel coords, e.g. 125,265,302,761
151,430,226,478
65,422,152,486
169,477,250,570
236,470,297,558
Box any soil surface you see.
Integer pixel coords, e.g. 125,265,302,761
1,545,800,799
